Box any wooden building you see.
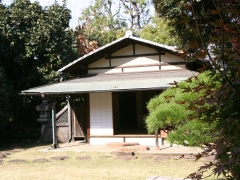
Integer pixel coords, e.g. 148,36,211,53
20,31,197,146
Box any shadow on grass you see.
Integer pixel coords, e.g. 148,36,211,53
0,138,51,152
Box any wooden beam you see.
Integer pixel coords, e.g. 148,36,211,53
104,53,165,59
88,62,185,70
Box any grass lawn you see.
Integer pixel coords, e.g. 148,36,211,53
0,142,223,180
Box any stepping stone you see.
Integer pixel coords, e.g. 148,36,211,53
183,154,196,160
0,154,7,159
173,155,185,160
141,155,153,160
173,154,195,161
8,159,26,163
118,145,149,152
155,155,170,161
0,151,11,157
33,158,48,163
106,142,139,148
110,151,135,156
51,156,69,161
76,156,91,160
98,155,112,158
116,156,137,161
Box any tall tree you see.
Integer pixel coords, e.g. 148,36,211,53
75,26,99,57
0,0,76,138
120,0,151,32
153,0,240,179
0,64,12,128
78,0,151,46
79,0,127,46
140,15,181,46
153,0,217,49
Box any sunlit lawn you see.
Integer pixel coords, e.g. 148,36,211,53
0,143,222,180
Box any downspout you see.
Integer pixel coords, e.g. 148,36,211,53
67,96,72,143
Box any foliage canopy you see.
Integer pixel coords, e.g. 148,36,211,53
78,0,151,46
153,0,240,178
0,0,76,138
140,15,181,47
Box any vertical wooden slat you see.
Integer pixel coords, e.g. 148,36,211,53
67,96,72,142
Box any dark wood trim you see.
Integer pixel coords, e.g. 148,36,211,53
168,61,185,65
111,92,114,135
90,135,160,138
88,62,185,70
88,66,114,70
86,93,90,144
159,54,161,70
133,43,135,55
105,53,164,59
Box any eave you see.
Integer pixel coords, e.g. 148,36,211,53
20,70,197,97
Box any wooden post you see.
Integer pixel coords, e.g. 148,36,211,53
51,102,58,149
161,136,165,146
155,129,160,150
67,96,72,143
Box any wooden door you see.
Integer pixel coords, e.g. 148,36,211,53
72,98,87,139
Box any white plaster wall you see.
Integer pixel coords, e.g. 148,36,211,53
87,48,185,74
89,58,109,68
112,56,159,67
161,53,183,63
112,45,133,56
89,92,113,136
135,44,156,54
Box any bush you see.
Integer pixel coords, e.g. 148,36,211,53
145,71,219,146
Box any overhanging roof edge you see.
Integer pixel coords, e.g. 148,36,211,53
20,86,170,96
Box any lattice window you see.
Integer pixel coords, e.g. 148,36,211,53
56,109,68,125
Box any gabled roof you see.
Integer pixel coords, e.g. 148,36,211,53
58,34,181,75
